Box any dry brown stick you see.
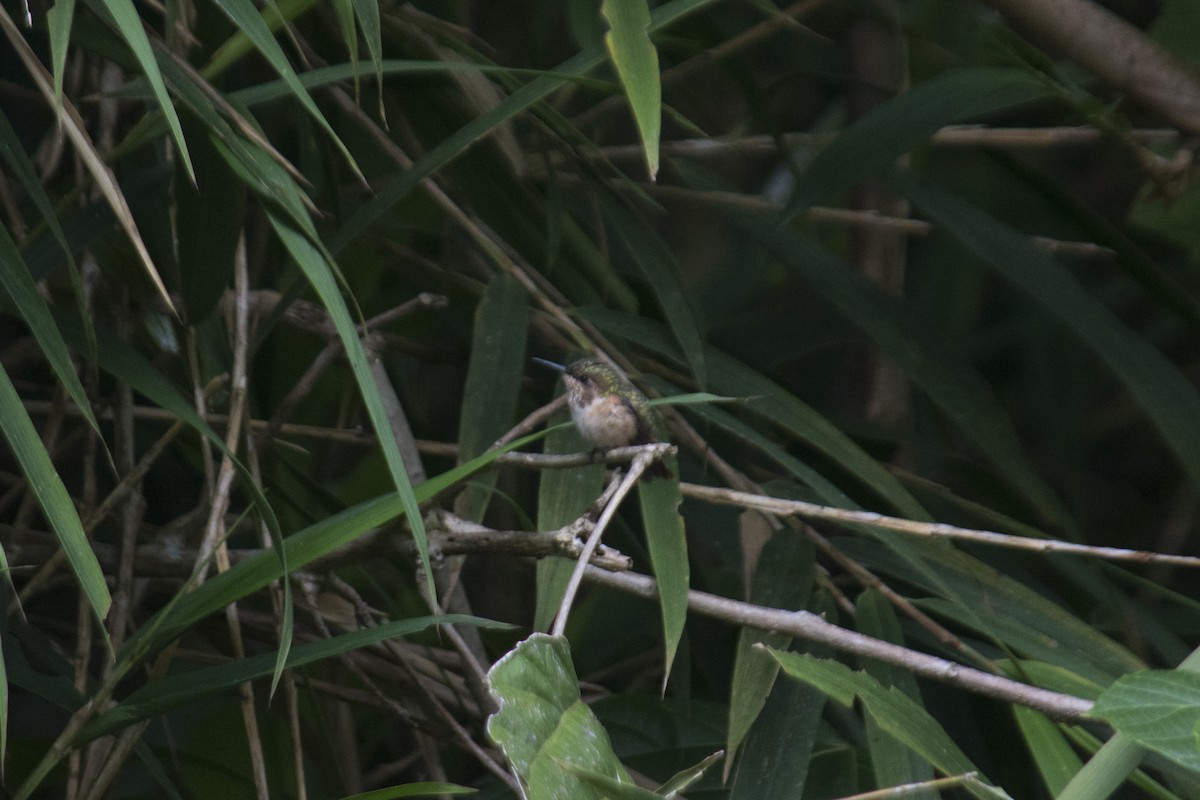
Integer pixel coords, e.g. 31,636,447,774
584,566,1094,722
982,0,1200,134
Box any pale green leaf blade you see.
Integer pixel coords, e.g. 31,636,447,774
784,68,1053,217
0,364,111,629
602,0,660,180
1090,671,1200,773
637,467,687,693
487,633,634,799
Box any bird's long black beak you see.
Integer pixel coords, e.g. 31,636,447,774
532,357,566,373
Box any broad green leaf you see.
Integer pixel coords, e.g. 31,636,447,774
208,0,364,180
87,0,195,181
0,364,111,631
565,766,665,799
457,275,529,521
330,0,721,252
79,615,505,741
767,650,1009,799
487,634,634,798
899,176,1200,496
1090,671,1200,772
783,68,1053,217
0,221,98,436
638,463,687,693
726,531,814,768
602,0,661,180
728,671,823,800
856,590,934,794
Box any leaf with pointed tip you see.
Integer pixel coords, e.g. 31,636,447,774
638,464,687,693
0,364,111,639
602,0,661,180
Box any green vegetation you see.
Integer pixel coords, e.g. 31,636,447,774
4,1,1200,797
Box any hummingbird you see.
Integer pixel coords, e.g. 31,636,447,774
534,356,672,479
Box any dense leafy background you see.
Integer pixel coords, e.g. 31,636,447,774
4,0,1200,797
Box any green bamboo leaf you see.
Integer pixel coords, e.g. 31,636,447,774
535,409,606,633
120,428,550,663
87,0,195,181
0,211,98,436
727,672,823,799
767,650,1009,799
637,464,687,692
840,541,1144,683
899,175,1200,496
45,0,75,106
0,581,8,771
1013,706,1081,795
54,315,291,680
330,0,721,252
726,531,814,768
783,68,1052,218
208,0,364,180
683,168,1072,532
0,364,111,633
349,0,385,118
265,209,435,606
856,590,934,793
599,193,707,388
602,0,661,180
330,0,358,94
79,615,505,741
487,634,634,799
457,275,529,521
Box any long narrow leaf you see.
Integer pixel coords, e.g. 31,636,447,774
899,175,1200,495
0,365,111,632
